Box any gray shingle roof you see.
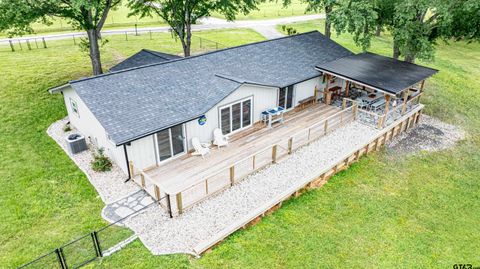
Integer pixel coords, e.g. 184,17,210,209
70,31,353,145
316,52,438,95
109,49,181,72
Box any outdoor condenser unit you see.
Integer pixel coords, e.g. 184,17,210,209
66,133,88,154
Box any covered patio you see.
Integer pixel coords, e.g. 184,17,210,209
130,102,356,214
316,52,438,128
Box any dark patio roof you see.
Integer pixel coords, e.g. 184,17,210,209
316,52,438,95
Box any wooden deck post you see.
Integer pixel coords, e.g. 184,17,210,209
380,95,391,128
176,193,183,215
418,80,425,103
140,172,146,188
154,185,160,200
324,119,328,135
205,180,209,194
272,145,278,163
230,166,235,186
288,137,293,154
313,85,318,103
128,161,134,177
342,98,347,109
353,103,358,120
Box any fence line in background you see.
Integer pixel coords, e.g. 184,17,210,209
1,30,225,53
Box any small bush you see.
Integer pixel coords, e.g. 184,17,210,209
91,148,112,172
63,123,72,132
281,25,298,36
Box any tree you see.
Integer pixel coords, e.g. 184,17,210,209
373,0,395,36
283,0,336,38
332,0,480,63
128,0,262,57
330,0,377,50
0,0,121,75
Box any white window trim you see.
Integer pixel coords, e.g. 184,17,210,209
154,124,187,165
218,96,253,135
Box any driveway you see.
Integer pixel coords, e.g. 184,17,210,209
0,14,325,42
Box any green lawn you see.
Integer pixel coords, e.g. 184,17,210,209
0,28,265,268
1,21,479,268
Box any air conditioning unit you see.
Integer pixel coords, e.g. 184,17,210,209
66,133,88,154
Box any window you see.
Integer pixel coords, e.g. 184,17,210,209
219,98,252,135
70,98,79,116
278,85,294,110
155,124,186,163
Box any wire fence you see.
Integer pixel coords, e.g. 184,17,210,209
17,194,169,269
0,29,226,54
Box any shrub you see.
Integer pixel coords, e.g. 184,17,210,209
63,123,72,132
91,148,112,172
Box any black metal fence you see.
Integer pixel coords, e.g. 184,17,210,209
0,29,225,53
17,194,168,269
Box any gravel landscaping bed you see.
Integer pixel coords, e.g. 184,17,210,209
122,121,379,255
387,115,465,154
47,117,140,204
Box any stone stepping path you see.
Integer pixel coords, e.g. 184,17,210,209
102,190,155,223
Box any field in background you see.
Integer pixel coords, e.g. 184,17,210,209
1,20,479,268
0,0,311,37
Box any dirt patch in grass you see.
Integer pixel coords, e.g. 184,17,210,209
387,115,466,155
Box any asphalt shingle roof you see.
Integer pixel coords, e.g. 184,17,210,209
70,31,353,145
109,49,181,72
316,52,438,95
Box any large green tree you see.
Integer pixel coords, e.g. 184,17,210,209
0,0,121,75
332,0,480,62
128,0,262,57
283,0,336,38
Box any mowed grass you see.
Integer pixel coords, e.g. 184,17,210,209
0,28,265,268
90,23,480,268
1,21,479,268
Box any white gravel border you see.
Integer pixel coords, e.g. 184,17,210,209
47,117,140,204
121,121,380,255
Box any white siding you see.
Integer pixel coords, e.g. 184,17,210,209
126,135,157,171
62,87,128,174
185,84,277,148
294,76,322,106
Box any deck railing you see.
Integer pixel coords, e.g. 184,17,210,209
171,103,357,215
357,93,423,129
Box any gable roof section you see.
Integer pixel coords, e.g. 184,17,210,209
109,49,181,72
70,31,353,145
316,52,438,95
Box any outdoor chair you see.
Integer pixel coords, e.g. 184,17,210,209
191,137,210,158
213,128,228,148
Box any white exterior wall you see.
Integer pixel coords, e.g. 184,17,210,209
293,76,322,106
126,135,157,172
62,87,128,174
185,84,277,148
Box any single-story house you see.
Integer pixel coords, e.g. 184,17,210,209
50,31,437,183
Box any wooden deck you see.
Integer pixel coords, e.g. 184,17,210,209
145,103,342,196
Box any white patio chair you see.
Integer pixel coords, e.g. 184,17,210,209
213,128,228,148
191,137,210,158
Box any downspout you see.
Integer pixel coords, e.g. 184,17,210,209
123,144,131,182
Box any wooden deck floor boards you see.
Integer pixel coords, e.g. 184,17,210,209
146,103,342,194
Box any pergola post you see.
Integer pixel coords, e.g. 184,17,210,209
324,74,331,105
401,89,409,115
380,95,391,127
418,80,425,103
344,80,350,97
